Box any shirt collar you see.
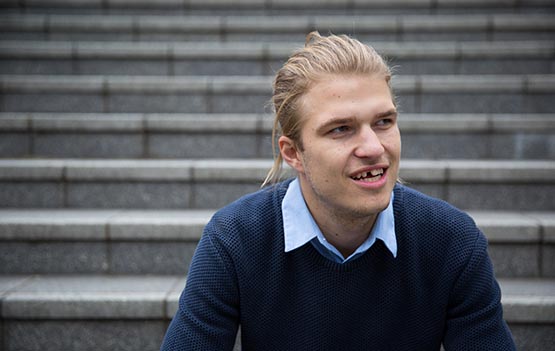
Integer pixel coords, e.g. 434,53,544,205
282,178,397,260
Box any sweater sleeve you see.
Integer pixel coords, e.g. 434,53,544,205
160,224,240,351
443,230,516,350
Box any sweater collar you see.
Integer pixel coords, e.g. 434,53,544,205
282,178,397,262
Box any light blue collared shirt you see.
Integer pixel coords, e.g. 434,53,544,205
282,178,397,263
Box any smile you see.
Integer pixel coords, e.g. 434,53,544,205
351,168,385,182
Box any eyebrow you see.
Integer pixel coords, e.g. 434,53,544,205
376,109,398,118
315,109,398,134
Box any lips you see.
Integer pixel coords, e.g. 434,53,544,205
351,168,385,182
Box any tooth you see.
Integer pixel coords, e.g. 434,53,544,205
370,169,382,176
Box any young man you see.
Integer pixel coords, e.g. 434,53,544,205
161,32,516,350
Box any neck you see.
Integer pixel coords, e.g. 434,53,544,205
309,203,378,259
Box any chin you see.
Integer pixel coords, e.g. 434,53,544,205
350,197,390,217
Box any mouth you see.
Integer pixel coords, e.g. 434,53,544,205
350,168,386,183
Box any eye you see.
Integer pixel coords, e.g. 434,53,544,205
330,125,350,133
375,118,395,128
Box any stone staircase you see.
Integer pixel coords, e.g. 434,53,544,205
0,0,554,350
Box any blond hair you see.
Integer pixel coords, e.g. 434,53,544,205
262,31,393,186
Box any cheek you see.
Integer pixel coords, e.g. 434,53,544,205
324,146,352,172
302,148,341,182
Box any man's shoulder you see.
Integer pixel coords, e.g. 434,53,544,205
394,183,481,246
394,184,487,273
199,180,291,267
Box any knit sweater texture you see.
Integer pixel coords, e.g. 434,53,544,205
161,181,516,350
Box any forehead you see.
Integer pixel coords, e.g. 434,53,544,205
299,74,394,124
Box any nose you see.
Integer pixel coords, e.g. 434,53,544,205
353,126,385,159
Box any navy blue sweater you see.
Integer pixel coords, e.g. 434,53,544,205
161,181,515,350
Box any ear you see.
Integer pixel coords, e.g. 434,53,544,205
278,136,304,174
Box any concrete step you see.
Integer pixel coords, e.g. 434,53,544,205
0,158,554,210
1,13,554,42
0,209,553,278
0,275,186,351
1,112,554,160
0,209,209,275
2,0,554,15
1,40,553,76
0,274,553,350
2,74,554,114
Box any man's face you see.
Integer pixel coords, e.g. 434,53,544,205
280,74,401,222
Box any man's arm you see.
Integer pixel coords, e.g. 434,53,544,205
161,229,240,351
443,231,516,350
